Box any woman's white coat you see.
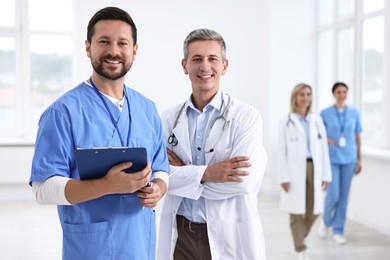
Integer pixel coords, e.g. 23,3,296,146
277,113,332,214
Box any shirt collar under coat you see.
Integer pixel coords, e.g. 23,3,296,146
294,112,311,123
186,89,223,115
171,89,226,164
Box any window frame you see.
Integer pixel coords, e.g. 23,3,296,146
0,0,74,145
315,0,390,158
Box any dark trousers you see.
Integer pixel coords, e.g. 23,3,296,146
173,215,212,260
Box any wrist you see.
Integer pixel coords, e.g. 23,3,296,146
95,177,113,196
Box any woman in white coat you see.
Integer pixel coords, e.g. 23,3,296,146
277,83,332,260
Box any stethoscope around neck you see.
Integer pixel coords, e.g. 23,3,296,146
167,94,231,153
286,114,322,141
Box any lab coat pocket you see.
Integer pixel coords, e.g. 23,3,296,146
62,221,112,260
237,218,265,260
287,139,301,165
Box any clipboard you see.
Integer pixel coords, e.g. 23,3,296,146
74,147,148,180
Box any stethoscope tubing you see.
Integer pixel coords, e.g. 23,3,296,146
168,94,231,148
286,114,322,141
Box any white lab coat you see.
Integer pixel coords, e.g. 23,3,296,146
158,93,268,260
277,113,331,214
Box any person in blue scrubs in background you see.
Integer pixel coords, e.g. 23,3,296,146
318,82,362,245
29,7,169,260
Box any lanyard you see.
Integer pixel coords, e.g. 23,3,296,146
90,77,131,147
334,105,347,136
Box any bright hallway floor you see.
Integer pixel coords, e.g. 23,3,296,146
1,192,390,259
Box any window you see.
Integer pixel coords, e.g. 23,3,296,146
0,38,16,133
317,0,334,26
317,31,335,109
0,0,73,143
316,0,388,150
338,0,354,17
361,16,384,145
337,27,355,103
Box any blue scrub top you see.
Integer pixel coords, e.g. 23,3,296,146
30,82,169,260
320,105,362,165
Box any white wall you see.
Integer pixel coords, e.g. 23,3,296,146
0,146,35,200
349,156,390,236
259,0,318,195
72,0,270,114
1,0,390,237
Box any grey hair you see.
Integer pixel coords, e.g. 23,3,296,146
183,28,226,61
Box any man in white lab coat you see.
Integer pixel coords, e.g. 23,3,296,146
158,28,267,260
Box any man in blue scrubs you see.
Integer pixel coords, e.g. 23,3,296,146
29,7,169,260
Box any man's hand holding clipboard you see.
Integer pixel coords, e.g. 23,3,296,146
66,147,158,204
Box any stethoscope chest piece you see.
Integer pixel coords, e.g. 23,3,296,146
168,133,178,146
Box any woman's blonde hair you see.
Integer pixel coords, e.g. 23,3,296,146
290,83,312,115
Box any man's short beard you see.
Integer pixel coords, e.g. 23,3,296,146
92,63,131,80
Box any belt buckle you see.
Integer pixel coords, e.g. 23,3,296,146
188,221,196,232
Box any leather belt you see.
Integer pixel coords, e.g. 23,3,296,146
176,215,207,234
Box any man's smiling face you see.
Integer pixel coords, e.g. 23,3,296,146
182,40,228,95
86,19,138,80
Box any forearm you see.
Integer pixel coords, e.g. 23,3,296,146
202,156,265,200
356,134,362,160
202,113,267,199
64,178,112,204
202,143,267,200
33,176,109,205
167,165,205,199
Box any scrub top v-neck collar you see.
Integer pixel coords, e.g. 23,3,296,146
89,77,132,147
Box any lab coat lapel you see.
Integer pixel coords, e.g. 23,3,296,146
309,115,318,141
290,114,305,138
204,93,231,164
204,121,222,163
171,107,192,162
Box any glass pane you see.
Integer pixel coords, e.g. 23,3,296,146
0,37,17,132
363,0,384,13
0,0,15,27
338,0,354,17
30,34,73,129
318,0,334,26
317,30,334,111
28,0,72,31
336,27,354,103
361,16,384,146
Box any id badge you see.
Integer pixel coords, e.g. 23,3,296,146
338,136,346,147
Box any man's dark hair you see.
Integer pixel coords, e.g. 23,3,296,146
87,6,137,44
